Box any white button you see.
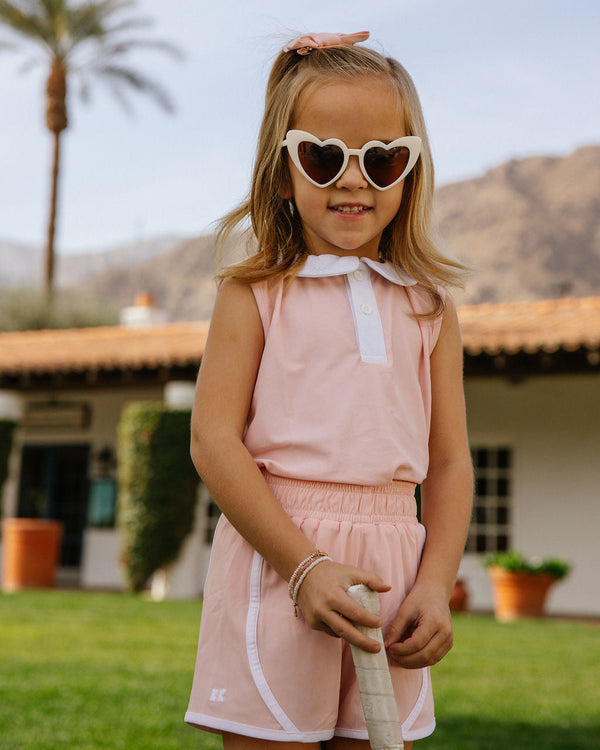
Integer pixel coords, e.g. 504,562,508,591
353,270,364,282
360,303,372,315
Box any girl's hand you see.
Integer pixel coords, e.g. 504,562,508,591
295,561,391,653
384,582,454,669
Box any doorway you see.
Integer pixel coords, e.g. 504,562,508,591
17,444,90,567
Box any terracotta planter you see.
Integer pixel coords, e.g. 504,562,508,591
1,518,64,592
488,566,556,621
449,578,469,612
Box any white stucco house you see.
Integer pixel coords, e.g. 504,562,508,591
0,295,598,617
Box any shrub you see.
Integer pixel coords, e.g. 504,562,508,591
0,287,118,330
117,403,199,592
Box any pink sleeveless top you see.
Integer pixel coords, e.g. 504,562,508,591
244,254,444,486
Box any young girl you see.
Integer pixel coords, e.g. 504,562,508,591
185,31,473,749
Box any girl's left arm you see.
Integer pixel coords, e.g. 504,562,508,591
385,296,474,668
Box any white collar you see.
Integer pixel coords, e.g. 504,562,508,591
297,254,416,287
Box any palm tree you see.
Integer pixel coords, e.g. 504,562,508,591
0,0,181,302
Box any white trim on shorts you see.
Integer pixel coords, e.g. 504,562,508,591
185,548,335,744
183,711,333,743
246,551,301,734
335,718,437,743
334,659,433,742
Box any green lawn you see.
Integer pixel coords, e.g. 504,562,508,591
0,591,598,749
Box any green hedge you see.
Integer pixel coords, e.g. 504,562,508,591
117,403,199,592
0,420,16,521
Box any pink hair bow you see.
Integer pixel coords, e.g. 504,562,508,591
283,31,370,55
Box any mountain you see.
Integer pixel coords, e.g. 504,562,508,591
436,145,600,304
56,234,186,286
70,234,222,321
2,145,599,321
0,234,185,289
0,239,42,287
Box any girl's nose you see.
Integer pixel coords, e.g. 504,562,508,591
335,155,368,190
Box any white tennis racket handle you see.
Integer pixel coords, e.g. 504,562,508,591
347,584,404,750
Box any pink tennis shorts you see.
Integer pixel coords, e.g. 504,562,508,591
185,472,435,743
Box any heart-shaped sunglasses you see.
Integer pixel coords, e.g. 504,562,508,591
281,130,422,191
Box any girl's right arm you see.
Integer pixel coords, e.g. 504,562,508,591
191,278,389,651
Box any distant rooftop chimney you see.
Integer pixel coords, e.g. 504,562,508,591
134,291,156,307
119,291,169,328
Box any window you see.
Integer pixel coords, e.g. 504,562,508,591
466,447,512,553
87,478,117,528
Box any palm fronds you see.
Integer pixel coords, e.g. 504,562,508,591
0,0,182,296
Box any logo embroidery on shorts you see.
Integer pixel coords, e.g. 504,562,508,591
209,688,227,703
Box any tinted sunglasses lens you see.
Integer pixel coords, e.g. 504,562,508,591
298,141,344,185
364,146,410,188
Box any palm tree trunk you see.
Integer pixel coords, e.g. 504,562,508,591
44,60,68,305
45,130,61,302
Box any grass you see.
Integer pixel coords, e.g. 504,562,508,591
429,613,599,749
0,590,217,750
0,591,598,749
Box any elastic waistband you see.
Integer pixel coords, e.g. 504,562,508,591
263,471,418,524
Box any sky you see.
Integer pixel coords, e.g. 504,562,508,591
0,0,599,255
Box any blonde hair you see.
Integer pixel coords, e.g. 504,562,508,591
217,43,465,314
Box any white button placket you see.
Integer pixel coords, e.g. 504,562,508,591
345,261,388,364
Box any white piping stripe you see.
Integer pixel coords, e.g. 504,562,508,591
245,551,299,734
335,663,432,740
184,711,330,743
402,667,430,732
398,526,432,732
344,263,388,364
335,717,436,742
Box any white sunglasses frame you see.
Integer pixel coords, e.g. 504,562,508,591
281,129,422,191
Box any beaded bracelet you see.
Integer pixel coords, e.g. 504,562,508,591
287,550,328,599
292,556,332,615
288,550,332,616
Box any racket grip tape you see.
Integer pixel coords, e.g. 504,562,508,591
347,584,404,750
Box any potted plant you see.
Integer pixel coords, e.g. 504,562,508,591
449,577,470,612
483,551,570,622
1,417,64,592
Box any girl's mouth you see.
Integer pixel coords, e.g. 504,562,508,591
330,204,372,214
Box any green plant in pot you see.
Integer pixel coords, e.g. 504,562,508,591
483,551,570,621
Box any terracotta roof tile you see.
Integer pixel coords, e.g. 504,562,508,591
0,296,598,378
0,322,209,376
457,296,600,355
